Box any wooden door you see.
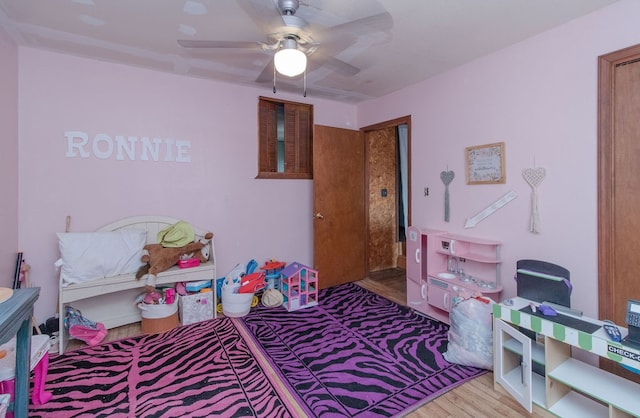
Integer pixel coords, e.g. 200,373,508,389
313,125,365,289
598,44,640,381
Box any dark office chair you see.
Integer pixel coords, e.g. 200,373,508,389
515,259,571,307
514,259,571,377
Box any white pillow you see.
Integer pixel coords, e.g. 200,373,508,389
57,229,147,284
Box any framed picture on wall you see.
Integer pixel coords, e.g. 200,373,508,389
465,142,506,185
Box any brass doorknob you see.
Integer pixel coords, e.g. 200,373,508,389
313,212,324,219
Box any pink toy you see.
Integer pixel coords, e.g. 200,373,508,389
0,335,52,417
32,353,52,405
65,307,107,346
0,356,52,410
176,282,187,296
143,291,163,304
164,288,176,304
69,323,107,346
280,262,319,311
178,258,200,268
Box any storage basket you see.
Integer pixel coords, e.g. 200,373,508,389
179,291,213,325
138,298,179,334
221,285,253,317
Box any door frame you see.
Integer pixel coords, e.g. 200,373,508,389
598,43,640,378
361,115,412,276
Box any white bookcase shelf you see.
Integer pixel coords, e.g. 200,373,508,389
494,298,640,417
548,391,608,418
549,358,640,416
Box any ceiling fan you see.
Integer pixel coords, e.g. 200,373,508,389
177,0,392,95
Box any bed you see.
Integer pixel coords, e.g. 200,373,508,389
57,216,216,354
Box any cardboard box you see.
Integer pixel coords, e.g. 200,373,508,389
179,291,214,325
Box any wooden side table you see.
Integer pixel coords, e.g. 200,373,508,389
0,288,40,418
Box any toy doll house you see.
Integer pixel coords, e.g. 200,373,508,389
279,262,318,311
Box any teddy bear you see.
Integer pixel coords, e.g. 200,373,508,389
136,232,213,291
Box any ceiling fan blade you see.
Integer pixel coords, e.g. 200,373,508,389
324,56,360,76
237,0,287,35
329,12,393,35
311,49,360,76
178,40,261,49
255,60,274,83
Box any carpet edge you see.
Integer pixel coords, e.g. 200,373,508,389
232,317,313,417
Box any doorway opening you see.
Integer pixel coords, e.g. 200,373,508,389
362,116,411,277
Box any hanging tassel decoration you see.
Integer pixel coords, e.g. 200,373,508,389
522,167,546,233
440,170,455,222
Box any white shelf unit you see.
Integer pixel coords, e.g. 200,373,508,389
503,336,545,366
494,298,640,417
549,357,640,417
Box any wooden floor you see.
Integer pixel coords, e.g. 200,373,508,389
67,270,552,418
358,271,553,418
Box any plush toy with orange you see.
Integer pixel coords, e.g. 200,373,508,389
136,232,213,291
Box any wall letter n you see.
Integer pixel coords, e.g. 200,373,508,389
65,131,91,158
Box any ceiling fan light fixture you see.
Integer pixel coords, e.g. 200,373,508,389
274,38,307,77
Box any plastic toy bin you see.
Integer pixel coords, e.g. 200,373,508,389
221,285,253,317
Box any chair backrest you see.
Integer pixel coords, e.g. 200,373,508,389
515,259,571,307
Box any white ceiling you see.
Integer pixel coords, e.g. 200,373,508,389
0,0,618,103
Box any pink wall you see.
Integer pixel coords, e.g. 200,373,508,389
0,28,19,288
15,0,638,323
358,0,640,318
18,49,357,321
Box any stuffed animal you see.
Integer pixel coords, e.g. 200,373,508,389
136,232,213,291
180,236,211,264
